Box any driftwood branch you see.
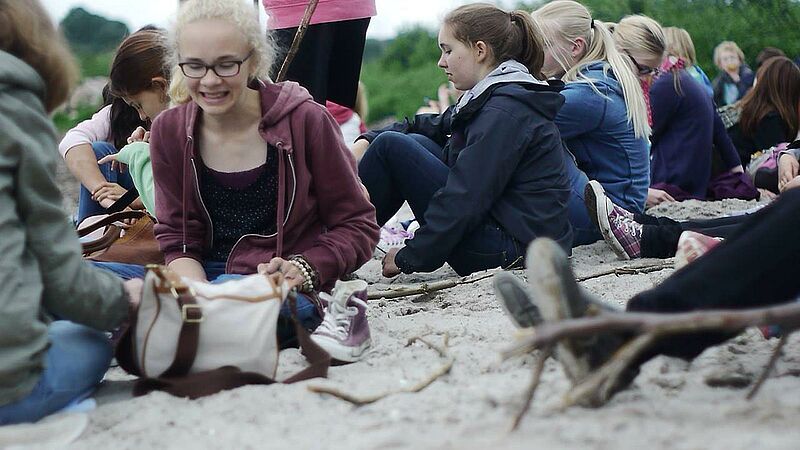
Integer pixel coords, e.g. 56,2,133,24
501,302,800,360
276,0,319,82
747,332,790,400
308,334,453,405
510,346,552,431
501,302,800,416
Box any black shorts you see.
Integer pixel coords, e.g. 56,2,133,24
271,18,370,108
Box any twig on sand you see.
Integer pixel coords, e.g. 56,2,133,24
367,260,675,301
510,346,552,431
308,334,454,405
747,332,791,400
275,0,319,82
500,302,800,416
367,270,501,300
575,259,675,282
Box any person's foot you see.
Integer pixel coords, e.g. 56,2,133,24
674,231,723,269
311,280,372,363
525,239,627,397
493,272,542,329
585,181,641,260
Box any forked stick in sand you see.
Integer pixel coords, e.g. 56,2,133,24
500,302,800,424
367,260,675,300
308,334,454,405
275,0,320,82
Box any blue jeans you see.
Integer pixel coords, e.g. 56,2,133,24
92,261,322,347
563,154,603,247
358,132,522,275
76,142,135,223
0,321,112,425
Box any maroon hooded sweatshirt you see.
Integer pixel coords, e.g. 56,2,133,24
149,81,379,290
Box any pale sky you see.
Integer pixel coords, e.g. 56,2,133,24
41,0,514,40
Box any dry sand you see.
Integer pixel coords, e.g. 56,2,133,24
46,165,800,449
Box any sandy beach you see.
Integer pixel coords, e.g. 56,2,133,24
29,165,800,449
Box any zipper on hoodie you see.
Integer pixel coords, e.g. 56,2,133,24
190,157,215,249
225,151,298,273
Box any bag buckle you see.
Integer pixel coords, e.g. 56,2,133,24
181,304,204,323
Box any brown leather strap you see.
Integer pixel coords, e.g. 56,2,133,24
283,292,330,383
160,292,202,377
77,210,149,237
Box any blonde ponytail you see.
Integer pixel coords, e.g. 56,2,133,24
532,0,650,138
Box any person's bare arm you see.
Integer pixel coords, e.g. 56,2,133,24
65,143,125,208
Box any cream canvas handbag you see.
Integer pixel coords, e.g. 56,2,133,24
116,265,330,398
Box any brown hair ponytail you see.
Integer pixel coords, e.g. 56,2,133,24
445,4,546,79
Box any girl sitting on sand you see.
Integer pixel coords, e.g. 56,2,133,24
0,0,139,425
614,15,751,205
354,3,573,277
531,0,651,246
59,27,167,223
146,0,378,360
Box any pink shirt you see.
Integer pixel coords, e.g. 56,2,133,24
58,104,111,158
262,0,376,29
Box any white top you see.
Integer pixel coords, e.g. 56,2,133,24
58,104,112,158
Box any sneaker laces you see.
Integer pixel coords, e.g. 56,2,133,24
317,292,358,339
610,207,641,239
380,226,414,247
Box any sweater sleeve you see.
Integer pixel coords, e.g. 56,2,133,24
0,99,127,332
58,104,112,158
116,142,155,215
712,110,743,170
650,75,682,141
301,106,380,286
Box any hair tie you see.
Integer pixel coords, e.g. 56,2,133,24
590,19,595,29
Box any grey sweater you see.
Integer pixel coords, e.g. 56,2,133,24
0,51,129,405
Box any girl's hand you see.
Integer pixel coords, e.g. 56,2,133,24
257,257,305,289
127,126,151,144
92,182,127,203
757,188,777,202
646,188,676,208
778,154,799,191
781,175,800,193
124,278,144,308
97,153,128,173
381,248,401,278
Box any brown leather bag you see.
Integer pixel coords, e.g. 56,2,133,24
78,210,164,265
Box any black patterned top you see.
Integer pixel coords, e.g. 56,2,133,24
200,149,279,261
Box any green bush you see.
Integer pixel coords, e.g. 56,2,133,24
52,104,98,133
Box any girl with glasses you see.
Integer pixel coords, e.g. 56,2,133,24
531,0,651,247
148,0,379,358
615,15,751,206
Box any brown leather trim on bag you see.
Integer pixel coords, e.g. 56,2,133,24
160,292,202,378
77,210,149,238
129,290,331,399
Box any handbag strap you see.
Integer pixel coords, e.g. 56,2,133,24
77,210,150,238
107,187,140,213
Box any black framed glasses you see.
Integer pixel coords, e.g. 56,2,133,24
178,50,254,79
624,50,657,76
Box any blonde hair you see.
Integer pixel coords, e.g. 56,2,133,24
532,0,650,138
664,27,696,66
616,16,676,94
713,41,745,68
168,0,276,104
0,0,78,112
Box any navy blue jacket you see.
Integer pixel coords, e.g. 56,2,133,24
363,81,573,273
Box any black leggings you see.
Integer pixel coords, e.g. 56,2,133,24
628,188,800,362
638,212,752,258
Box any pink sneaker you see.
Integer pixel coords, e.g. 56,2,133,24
586,181,641,260
311,280,372,363
675,231,723,269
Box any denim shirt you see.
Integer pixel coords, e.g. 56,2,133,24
554,62,649,213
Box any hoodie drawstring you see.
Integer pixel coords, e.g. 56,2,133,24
276,142,287,258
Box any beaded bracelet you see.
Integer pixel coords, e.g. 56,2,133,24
287,255,318,293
